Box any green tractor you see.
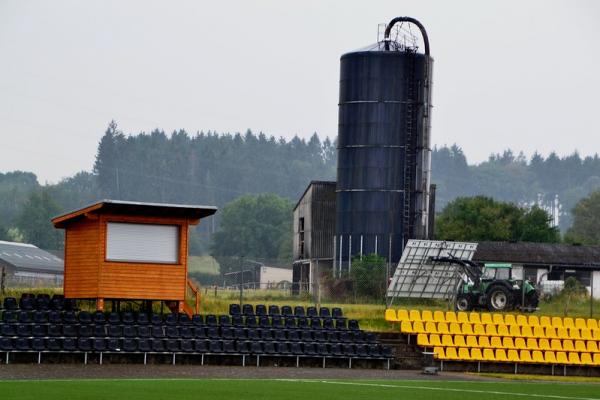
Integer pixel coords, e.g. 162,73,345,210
432,256,539,312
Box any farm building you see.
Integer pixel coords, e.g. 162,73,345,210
0,240,63,287
52,199,217,314
473,241,600,298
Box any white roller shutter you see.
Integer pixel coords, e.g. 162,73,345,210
106,222,180,264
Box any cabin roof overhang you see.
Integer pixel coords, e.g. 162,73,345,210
52,199,217,228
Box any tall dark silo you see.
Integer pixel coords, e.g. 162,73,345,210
335,17,433,268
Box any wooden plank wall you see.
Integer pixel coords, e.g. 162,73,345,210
64,218,100,298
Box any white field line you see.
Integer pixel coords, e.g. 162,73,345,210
275,379,600,400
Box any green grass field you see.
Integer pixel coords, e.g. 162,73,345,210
1,378,600,400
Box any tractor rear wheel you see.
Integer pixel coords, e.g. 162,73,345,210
486,285,513,312
455,294,473,311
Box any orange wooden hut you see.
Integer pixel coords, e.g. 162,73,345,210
52,200,217,315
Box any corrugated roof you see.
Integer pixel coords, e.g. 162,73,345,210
293,181,336,211
473,241,600,268
0,241,63,274
52,199,218,228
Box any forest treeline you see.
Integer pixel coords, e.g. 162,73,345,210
1,122,600,251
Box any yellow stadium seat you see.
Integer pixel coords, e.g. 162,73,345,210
445,347,459,360
385,309,399,322
429,334,442,347
557,327,570,339
490,336,503,349
507,349,520,362
480,313,493,325
495,349,509,362
514,337,527,350
485,324,498,336
521,326,534,338
551,317,563,328
470,348,484,361
412,321,426,334
479,336,491,348
473,324,485,336
469,312,481,324
520,350,533,363
457,312,469,324
503,337,515,349
533,326,545,339
568,352,581,365
575,340,587,352
532,350,544,363
586,319,598,330
421,310,434,322
425,321,438,334
540,316,552,327
516,315,528,326
528,315,540,327
466,336,479,348
445,311,457,323
544,351,557,364
538,338,551,351
593,329,600,341
504,315,517,326
449,323,462,335
409,310,421,321
575,318,587,330
550,339,562,351
433,310,445,322
545,326,557,339
433,346,445,359
568,328,581,340
593,353,600,366
581,353,594,366
483,348,495,361
442,334,454,347
417,333,429,346
562,340,575,352
400,320,413,334
492,313,504,325
509,325,521,337
497,325,510,337
454,335,467,348
580,328,592,340
397,309,409,321
437,322,450,335
461,323,474,335
563,317,575,329
458,347,471,361
556,351,569,364
526,338,538,350
586,340,598,353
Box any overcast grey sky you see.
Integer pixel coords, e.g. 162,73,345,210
1,0,599,183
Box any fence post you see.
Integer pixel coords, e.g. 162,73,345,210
0,267,5,295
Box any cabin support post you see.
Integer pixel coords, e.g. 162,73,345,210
96,298,104,312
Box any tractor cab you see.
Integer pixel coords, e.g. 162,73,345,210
481,263,513,281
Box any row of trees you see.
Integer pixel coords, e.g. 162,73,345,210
4,122,600,255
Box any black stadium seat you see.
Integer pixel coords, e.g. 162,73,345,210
166,339,180,352
194,340,208,353
268,305,280,316
107,338,120,352
108,325,123,337
2,311,17,323
93,325,106,337
136,313,150,325
78,311,92,324
245,316,257,328
123,338,137,352
274,329,286,341
17,324,31,337
137,339,151,352
233,328,246,340
291,342,302,355
0,337,14,351
179,314,191,325
348,320,360,330
221,327,234,340
205,315,217,326
108,313,120,325
229,304,241,316
236,341,251,354
63,311,77,324
165,314,178,326
137,326,151,338
94,338,107,352
317,343,330,356
151,326,164,338
166,326,179,338
294,306,305,317
122,312,135,325
47,338,61,351
332,307,343,318
32,325,47,337
151,314,162,325
335,319,347,330
93,312,106,324
319,307,331,318
191,314,203,326
277,342,291,355
271,316,283,329
181,339,194,352
179,326,193,339
50,297,64,311
1,324,16,336
123,325,137,338
259,316,270,328
263,341,276,354
297,317,308,329
356,344,369,357
209,340,223,353
48,311,61,324
310,318,322,330
232,315,243,327
281,306,293,317
219,315,231,326
242,304,254,316
255,304,267,316
284,317,296,328
18,312,32,323
3,297,17,310
16,337,30,351
47,324,61,337
33,311,48,324
78,338,92,352
78,325,93,337
343,344,356,356
19,297,34,311
32,338,46,351
303,343,317,356
151,339,165,352
223,340,235,353
207,327,219,339
306,306,318,318
250,342,263,354
288,330,300,341
322,319,334,330
62,338,77,351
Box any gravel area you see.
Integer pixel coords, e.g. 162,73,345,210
0,364,488,381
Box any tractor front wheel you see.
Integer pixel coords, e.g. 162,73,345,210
486,285,513,312
455,293,473,311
